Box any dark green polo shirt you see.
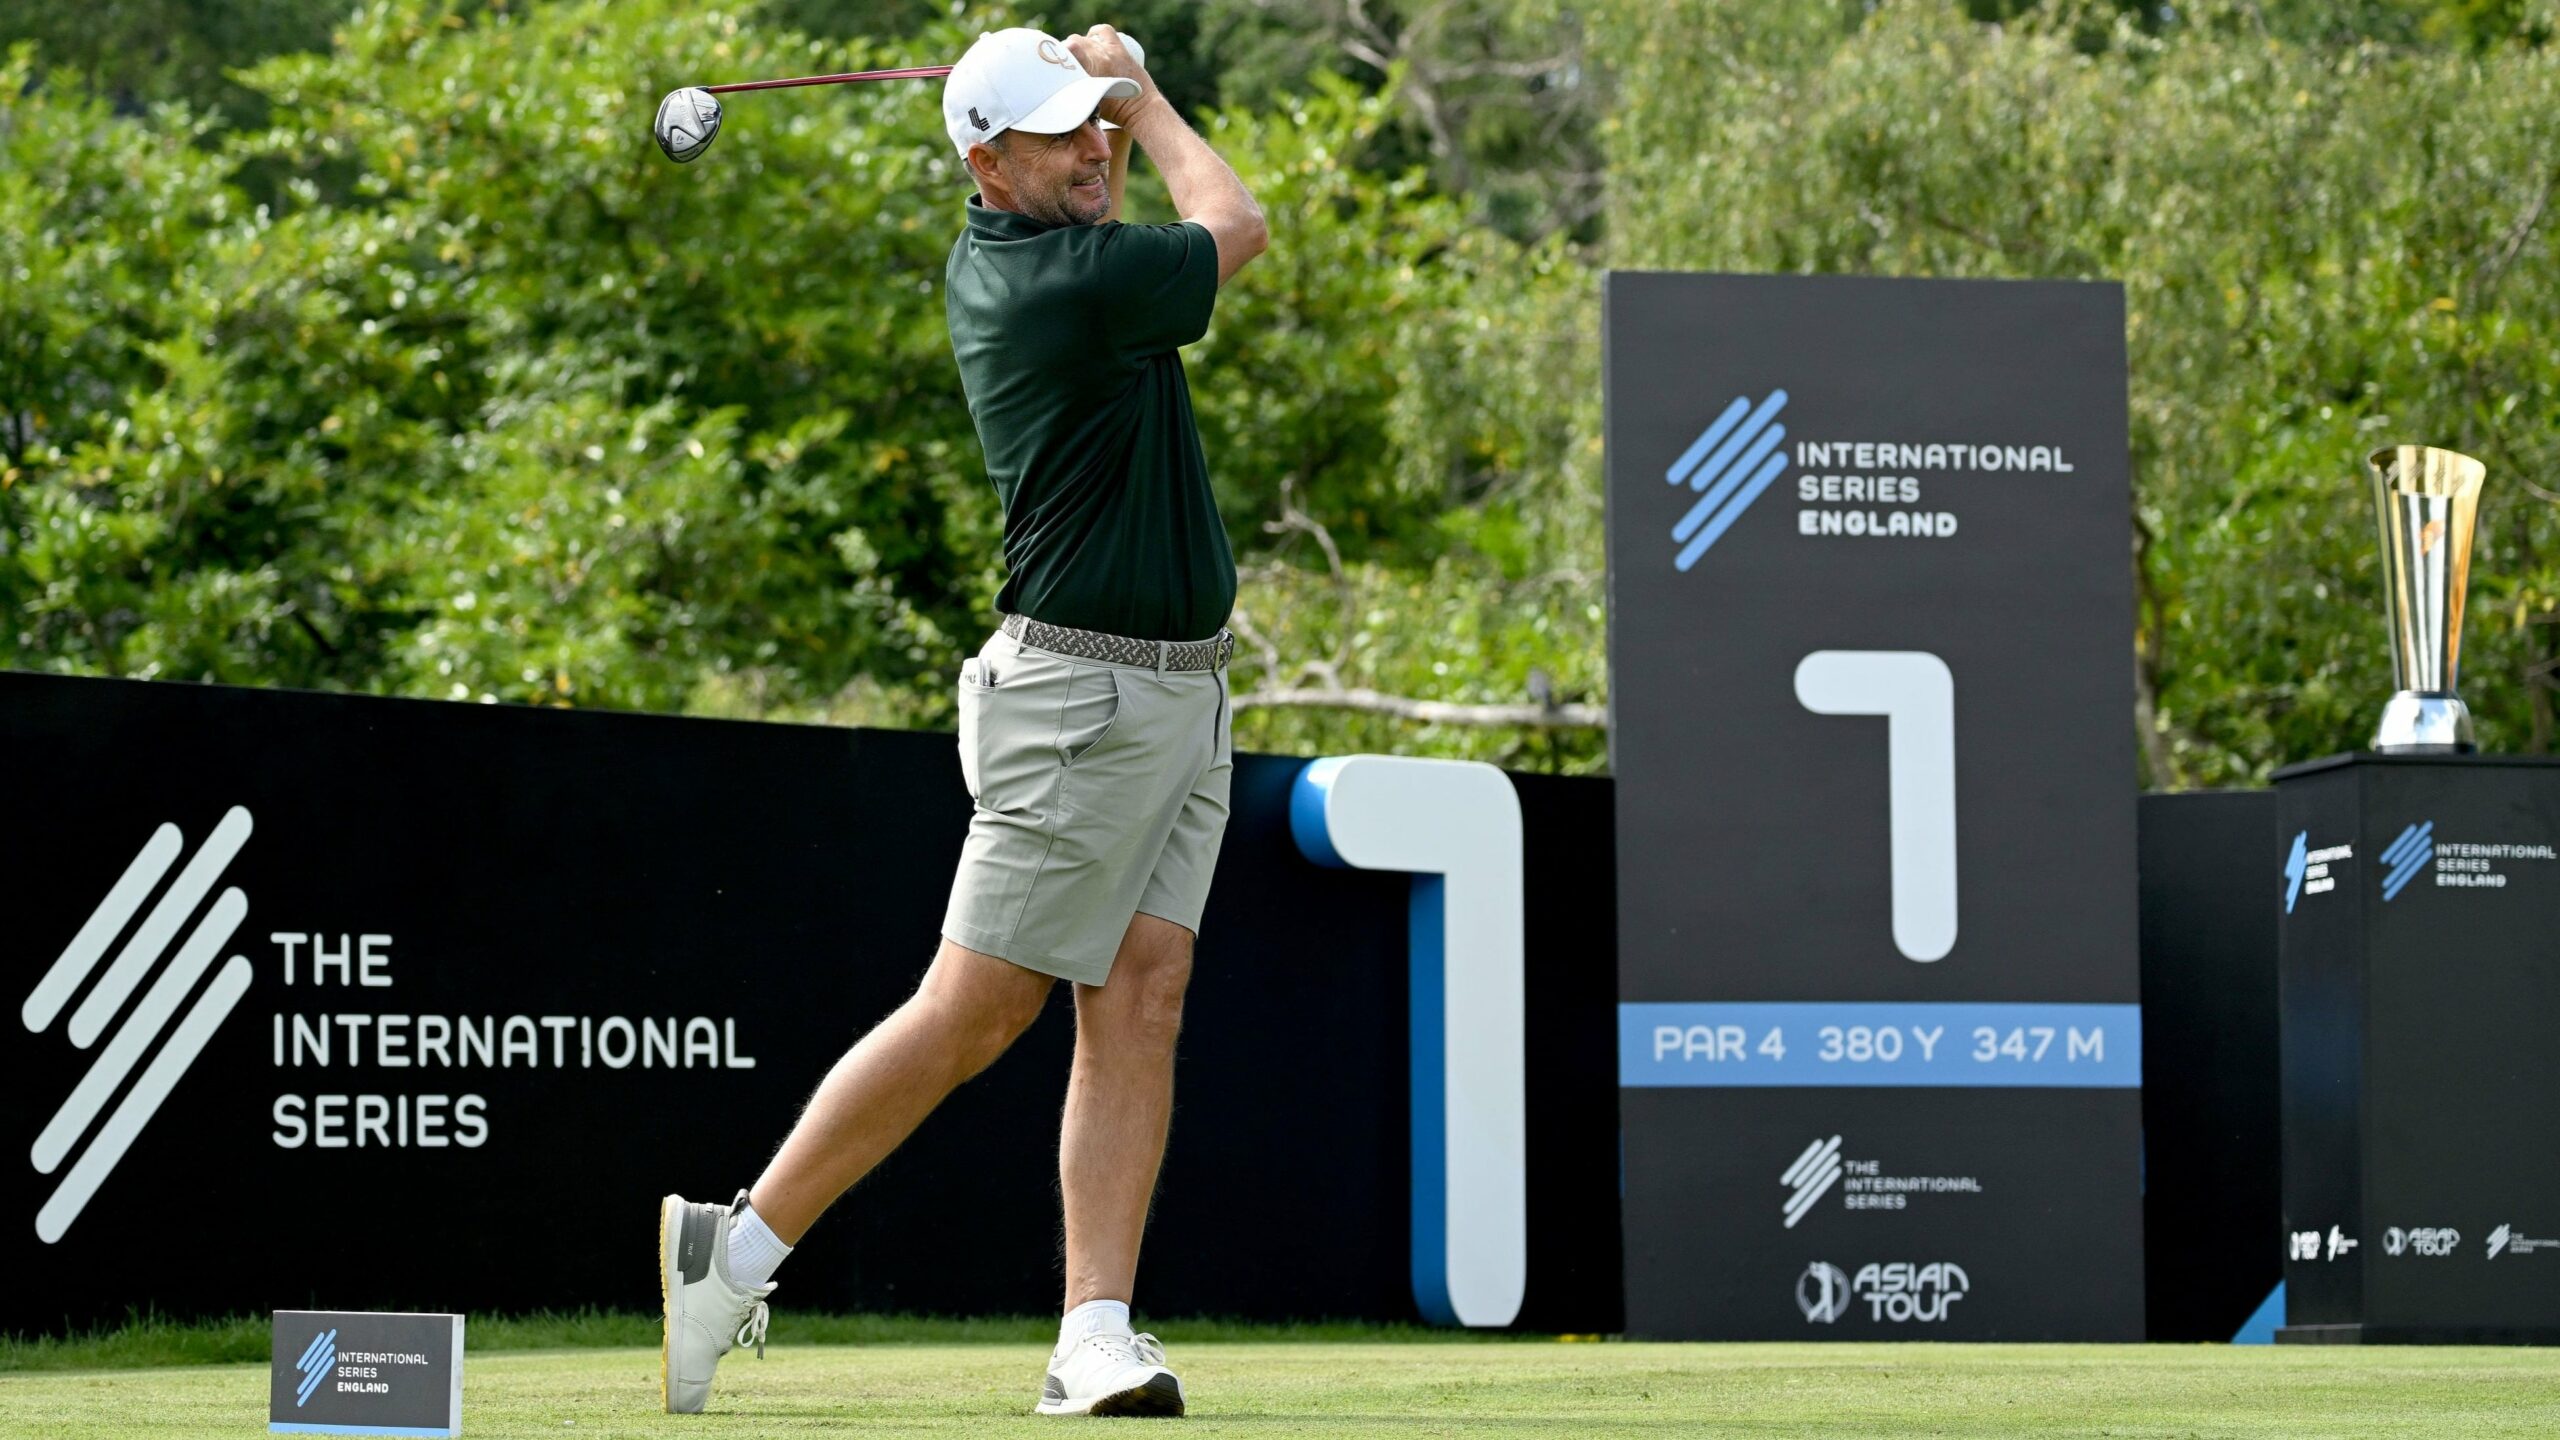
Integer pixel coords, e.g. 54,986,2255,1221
946,196,1236,643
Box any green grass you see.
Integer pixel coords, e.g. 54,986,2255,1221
6,1326,2560,1438
0,1310,1509,1374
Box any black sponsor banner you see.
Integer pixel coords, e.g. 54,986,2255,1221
2137,790,2283,1341
1605,272,2144,1339
2276,754,2560,1343
0,671,1621,1333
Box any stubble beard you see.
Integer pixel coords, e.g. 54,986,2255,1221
1020,167,1110,229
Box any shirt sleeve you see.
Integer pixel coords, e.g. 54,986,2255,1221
1093,219,1220,361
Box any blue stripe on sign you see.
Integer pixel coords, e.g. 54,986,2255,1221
1672,422,1786,544
1678,391,1788,500
269,1426,455,1437
1667,396,1752,487
1407,873,1454,1325
270,1414,455,1424
1619,1002,2141,1087
297,1343,336,1407
2231,1281,2286,1345
1674,450,1791,571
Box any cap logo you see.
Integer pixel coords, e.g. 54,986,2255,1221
968,106,990,131
1037,38,1074,69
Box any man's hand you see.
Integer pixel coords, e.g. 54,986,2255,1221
1067,23,1266,285
1064,25,1157,128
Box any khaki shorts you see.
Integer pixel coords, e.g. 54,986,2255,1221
941,627,1234,986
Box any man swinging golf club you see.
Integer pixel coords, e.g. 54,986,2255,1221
659,23,1266,1419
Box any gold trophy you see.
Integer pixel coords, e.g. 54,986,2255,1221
2368,445,2486,752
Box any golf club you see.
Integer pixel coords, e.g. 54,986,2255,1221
655,36,1142,164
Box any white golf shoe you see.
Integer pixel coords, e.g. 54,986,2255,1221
659,1190,773,1414
1036,1329,1186,1417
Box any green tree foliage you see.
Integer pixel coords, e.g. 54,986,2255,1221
0,1,1594,763
7,4,998,714
0,1,344,127
8,0,2558,784
1600,0,2560,782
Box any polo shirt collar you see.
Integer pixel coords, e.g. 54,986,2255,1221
967,193,1061,240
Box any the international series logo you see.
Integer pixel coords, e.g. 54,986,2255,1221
295,1327,338,1408
21,808,256,1243
1665,390,1791,572
2379,820,2434,902
1663,392,2075,573
2283,831,2309,914
1781,1133,1844,1230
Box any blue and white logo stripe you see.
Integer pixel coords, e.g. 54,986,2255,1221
295,1327,338,1407
2283,831,2308,914
1668,390,1791,571
2380,821,2434,902
22,808,256,1243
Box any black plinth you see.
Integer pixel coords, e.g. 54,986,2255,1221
2271,752,2560,1344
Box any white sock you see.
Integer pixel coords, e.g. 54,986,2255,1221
725,1201,791,1289
1059,1299,1131,1350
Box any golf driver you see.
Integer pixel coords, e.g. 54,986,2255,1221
655,35,1142,164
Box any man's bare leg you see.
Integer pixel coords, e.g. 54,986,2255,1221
750,937,1055,1243
1059,912,1195,1310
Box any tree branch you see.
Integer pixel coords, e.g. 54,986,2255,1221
1234,684,1606,728
2473,164,2553,298
1262,477,1357,670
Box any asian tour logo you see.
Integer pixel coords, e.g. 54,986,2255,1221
2380,821,2434,902
1796,1261,1850,1322
1795,1260,1970,1324
21,808,256,1243
1666,390,1792,571
295,1328,338,1407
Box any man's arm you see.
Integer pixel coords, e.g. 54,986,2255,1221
1067,25,1268,285
1104,123,1134,223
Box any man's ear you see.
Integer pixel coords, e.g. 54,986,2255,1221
965,140,1005,189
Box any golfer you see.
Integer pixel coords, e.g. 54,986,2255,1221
659,24,1265,1419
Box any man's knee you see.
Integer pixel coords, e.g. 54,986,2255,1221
1111,919,1194,1034
917,940,1052,1066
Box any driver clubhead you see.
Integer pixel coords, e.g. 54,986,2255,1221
654,87,723,164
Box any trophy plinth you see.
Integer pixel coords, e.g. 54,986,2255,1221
2367,445,2485,754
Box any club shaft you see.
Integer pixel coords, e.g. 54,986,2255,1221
702,65,951,95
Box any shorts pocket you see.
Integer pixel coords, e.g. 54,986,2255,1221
1058,665,1123,767
957,657,989,799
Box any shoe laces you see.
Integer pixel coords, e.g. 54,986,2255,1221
1085,1330,1167,1368
735,1298,770,1359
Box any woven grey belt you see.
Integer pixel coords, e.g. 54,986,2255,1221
1001,613,1234,673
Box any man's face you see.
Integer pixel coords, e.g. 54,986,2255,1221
976,116,1112,227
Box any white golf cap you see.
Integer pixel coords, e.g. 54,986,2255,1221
942,29,1139,159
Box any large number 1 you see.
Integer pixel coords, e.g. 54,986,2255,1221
1290,755,1526,1327
1793,651,1957,963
